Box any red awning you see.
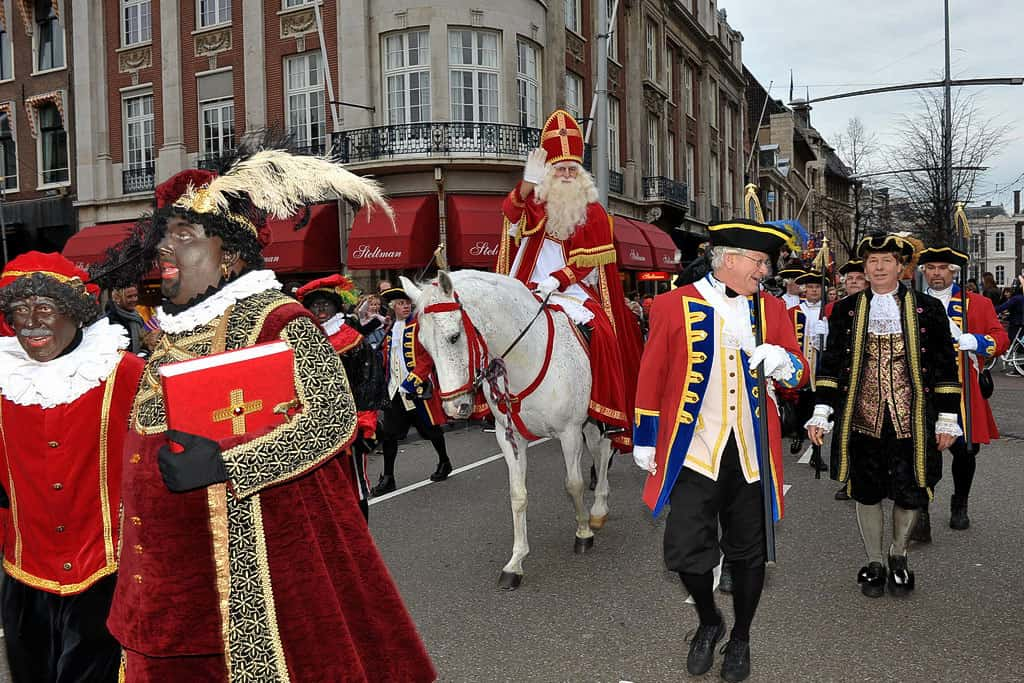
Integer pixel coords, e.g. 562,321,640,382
635,221,680,272
612,217,654,270
347,196,439,270
263,203,340,274
446,194,503,268
62,222,135,269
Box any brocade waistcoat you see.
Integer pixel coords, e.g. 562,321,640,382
852,333,913,439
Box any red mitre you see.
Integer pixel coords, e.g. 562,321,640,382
540,109,584,165
155,169,217,209
0,251,100,299
296,274,354,302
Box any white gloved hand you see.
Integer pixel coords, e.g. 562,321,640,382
804,404,834,432
535,275,560,297
748,343,794,380
957,333,978,353
632,446,657,475
935,412,964,437
507,220,519,238
523,148,548,184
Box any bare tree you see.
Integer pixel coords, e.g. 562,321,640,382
886,89,1010,246
832,117,891,257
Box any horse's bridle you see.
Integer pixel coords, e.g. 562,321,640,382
419,297,489,401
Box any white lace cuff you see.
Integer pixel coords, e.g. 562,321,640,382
804,404,834,432
768,352,796,382
935,413,964,437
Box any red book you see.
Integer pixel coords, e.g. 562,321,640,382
158,340,297,442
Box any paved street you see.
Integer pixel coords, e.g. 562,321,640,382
1,376,1021,681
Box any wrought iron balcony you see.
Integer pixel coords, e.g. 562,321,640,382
642,176,689,208
332,122,544,163
710,205,721,223
609,170,624,194
122,165,155,194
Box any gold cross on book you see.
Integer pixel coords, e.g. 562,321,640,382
212,389,264,435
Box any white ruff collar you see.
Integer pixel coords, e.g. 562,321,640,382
322,312,345,336
156,270,282,334
0,318,129,408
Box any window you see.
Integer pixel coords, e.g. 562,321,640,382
122,0,151,45
724,103,733,149
201,99,235,158
607,1,618,59
198,0,230,27
516,40,541,129
285,52,326,152
708,79,718,128
607,96,620,171
383,30,430,125
646,115,659,177
684,63,694,117
996,265,1005,285
0,25,12,80
667,132,675,180
123,94,154,172
644,19,657,80
996,231,1005,253
686,143,695,194
37,103,68,185
565,0,581,33
449,30,500,123
565,72,582,120
35,0,65,71
284,0,316,7
0,112,17,191
727,169,735,210
970,234,980,255
709,152,719,206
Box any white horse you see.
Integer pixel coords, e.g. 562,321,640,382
401,270,615,590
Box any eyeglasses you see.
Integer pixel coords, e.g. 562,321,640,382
552,165,579,176
734,252,772,270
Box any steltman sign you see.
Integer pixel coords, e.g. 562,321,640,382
351,244,404,260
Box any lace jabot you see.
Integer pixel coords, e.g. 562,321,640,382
868,288,902,335
155,270,282,334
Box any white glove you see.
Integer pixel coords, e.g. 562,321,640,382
957,333,978,353
523,148,548,184
810,318,829,338
632,446,657,475
507,220,519,238
748,343,795,381
804,404,834,432
935,412,964,438
535,276,560,297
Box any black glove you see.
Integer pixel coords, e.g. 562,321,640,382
158,429,229,493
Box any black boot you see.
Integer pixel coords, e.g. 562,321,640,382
685,611,726,676
720,638,751,683
950,495,970,530
370,474,396,496
856,562,887,598
887,553,916,597
790,438,804,455
834,485,850,501
429,460,453,482
909,508,932,544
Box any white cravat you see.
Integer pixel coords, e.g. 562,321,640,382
868,287,902,335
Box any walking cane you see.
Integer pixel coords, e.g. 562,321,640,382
745,184,777,564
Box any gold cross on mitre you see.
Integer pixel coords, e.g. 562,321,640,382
541,111,582,158
211,389,264,435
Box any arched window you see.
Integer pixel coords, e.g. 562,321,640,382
995,231,1006,253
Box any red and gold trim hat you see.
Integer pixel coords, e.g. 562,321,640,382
296,274,360,307
0,251,99,300
540,109,585,165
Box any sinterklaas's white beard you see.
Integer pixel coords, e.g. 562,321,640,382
536,169,599,241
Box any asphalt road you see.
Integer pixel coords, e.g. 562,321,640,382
2,375,1022,682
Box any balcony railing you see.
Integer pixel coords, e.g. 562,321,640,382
710,205,721,223
642,175,689,208
609,170,623,194
122,165,155,194
332,122,543,163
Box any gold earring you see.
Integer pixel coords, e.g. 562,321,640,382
221,263,230,278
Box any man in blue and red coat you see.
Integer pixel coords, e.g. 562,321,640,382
633,220,808,683
917,246,1009,535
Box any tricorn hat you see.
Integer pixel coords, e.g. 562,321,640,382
794,271,824,285
708,219,792,256
916,246,968,270
381,287,411,305
856,232,914,259
838,259,864,275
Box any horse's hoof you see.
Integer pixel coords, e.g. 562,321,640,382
497,571,523,590
573,536,595,554
588,514,608,530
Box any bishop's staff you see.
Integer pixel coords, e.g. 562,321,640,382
954,202,975,453
744,183,777,564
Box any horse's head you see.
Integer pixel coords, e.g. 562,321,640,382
401,272,476,420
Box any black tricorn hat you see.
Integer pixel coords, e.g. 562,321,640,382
856,232,914,259
381,287,412,305
794,271,824,285
708,219,791,255
838,259,864,275
916,246,968,269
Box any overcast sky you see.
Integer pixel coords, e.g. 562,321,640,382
724,0,1023,214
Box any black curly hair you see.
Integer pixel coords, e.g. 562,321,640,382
0,273,100,326
157,205,266,270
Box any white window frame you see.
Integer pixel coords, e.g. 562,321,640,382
0,23,13,82
383,30,431,125
709,152,720,206
284,52,326,153
122,92,154,172
684,62,694,117
448,29,500,124
121,0,151,47
33,0,66,74
646,114,659,177
36,102,69,188
644,19,657,81
607,96,620,172
197,0,230,28
667,131,675,180
283,0,317,7
200,98,235,159
708,79,719,129
0,109,18,193
995,231,1006,253
564,71,583,120
996,265,1005,285
607,2,619,60
565,0,582,34
686,143,695,194
516,39,541,129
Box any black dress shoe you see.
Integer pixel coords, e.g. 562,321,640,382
720,638,751,682
790,438,804,455
950,496,970,530
909,509,932,544
857,562,887,598
370,474,396,497
429,461,453,482
834,486,850,501
887,553,916,596
686,614,726,676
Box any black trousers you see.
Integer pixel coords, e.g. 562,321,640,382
2,573,120,683
378,393,444,443
846,414,941,510
664,435,766,574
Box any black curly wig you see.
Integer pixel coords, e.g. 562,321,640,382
0,273,101,326
157,205,266,270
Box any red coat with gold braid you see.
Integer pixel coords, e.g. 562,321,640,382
383,314,447,427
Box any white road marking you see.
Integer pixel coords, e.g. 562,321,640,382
369,438,551,505
798,446,813,464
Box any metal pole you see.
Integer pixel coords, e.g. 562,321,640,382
594,0,610,205
313,3,342,133
0,149,8,265
943,0,954,246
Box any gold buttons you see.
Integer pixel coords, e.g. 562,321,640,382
134,544,144,555
130,516,142,526
133,574,143,584
52,483,63,490
55,525,65,533
62,562,72,571
48,441,59,448
129,453,142,464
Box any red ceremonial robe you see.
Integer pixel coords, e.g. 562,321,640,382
945,286,1010,443
633,283,808,517
497,181,643,449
